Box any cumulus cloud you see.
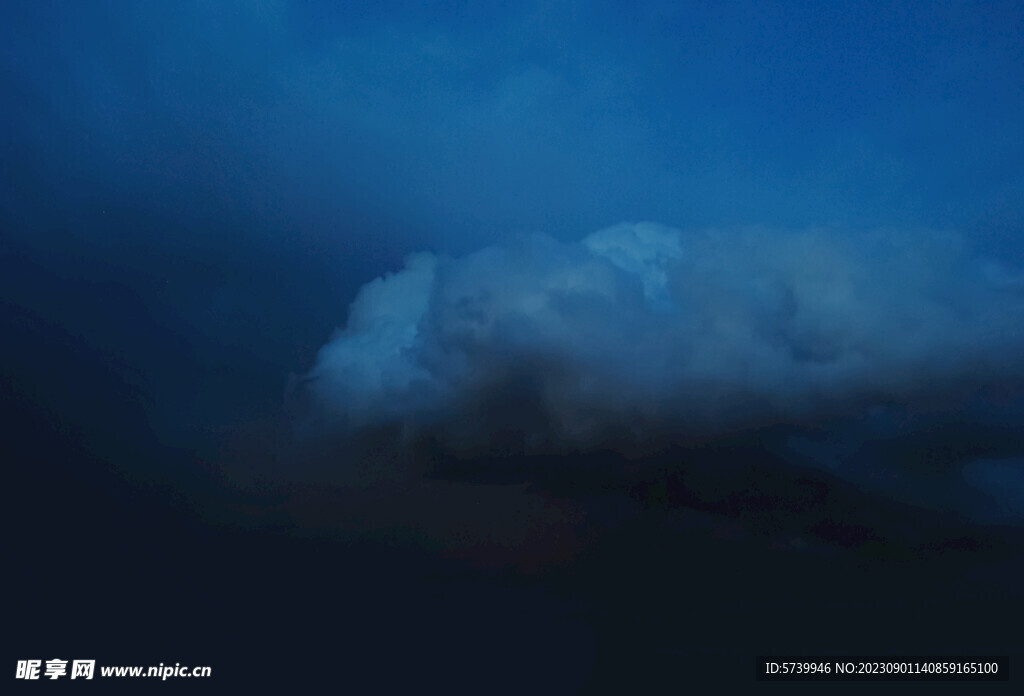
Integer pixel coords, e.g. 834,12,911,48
303,223,1024,455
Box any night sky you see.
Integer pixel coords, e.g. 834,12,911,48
4,1,1024,692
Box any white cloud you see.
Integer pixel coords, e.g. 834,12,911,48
306,223,1024,451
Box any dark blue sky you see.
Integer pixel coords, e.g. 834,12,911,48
3,0,1023,512
5,0,1024,257
4,4,1024,690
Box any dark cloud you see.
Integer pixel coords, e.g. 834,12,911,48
298,222,1024,524
305,223,1024,438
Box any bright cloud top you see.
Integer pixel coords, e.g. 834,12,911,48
306,223,1024,451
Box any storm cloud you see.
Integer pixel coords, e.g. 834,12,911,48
305,223,1024,455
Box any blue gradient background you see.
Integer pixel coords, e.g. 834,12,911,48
3,2,1024,692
